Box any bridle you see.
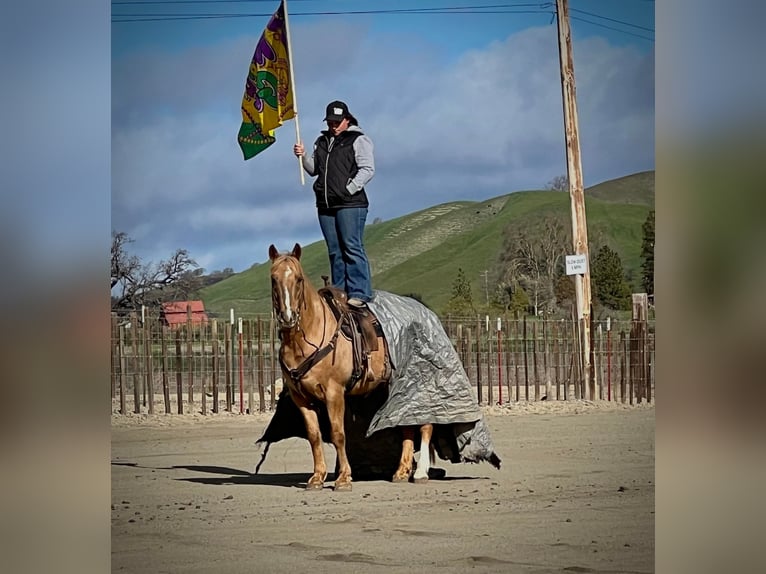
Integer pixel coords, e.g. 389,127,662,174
271,256,344,390
271,255,307,331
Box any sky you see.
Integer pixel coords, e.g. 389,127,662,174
111,0,655,274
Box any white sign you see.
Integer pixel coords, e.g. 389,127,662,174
565,254,588,275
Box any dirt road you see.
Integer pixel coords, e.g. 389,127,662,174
112,402,654,574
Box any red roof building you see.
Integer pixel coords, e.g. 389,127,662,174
160,300,209,329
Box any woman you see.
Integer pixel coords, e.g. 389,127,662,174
293,100,375,306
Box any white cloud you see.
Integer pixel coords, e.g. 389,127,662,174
112,20,653,272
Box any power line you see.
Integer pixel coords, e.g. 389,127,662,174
113,5,556,22
570,7,653,33
112,0,654,43
111,0,540,4
570,15,653,42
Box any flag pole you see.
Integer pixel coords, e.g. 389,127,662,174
281,0,305,186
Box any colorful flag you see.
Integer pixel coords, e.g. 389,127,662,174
238,1,295,160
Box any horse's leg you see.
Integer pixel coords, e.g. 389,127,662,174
393,426,415,482
413,424,434,484
324,384,353,492
292,395,327,490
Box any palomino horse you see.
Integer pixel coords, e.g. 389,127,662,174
269,243,433,491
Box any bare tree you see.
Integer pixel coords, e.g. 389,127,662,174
111,231,141,290
111,231,201,311
545,174,569,192
497,218,568,315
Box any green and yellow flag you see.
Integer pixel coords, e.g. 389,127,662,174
238,1,295,160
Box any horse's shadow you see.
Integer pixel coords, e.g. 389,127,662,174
112,460,311,488
174,465,313,488
112,460,475,488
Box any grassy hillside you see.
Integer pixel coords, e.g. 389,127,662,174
200,171,654,316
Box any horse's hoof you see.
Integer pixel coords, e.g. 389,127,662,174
305,481,324,491
413,476,429,484
391,474,410,483
334,482,352,492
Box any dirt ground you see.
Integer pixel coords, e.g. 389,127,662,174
111,401,655,574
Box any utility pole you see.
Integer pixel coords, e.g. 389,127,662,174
555,0,594,399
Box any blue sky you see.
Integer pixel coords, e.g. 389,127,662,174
111,0,655,274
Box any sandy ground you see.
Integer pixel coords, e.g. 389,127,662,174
112,401,654,574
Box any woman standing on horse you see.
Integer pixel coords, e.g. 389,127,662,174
293,100,375,307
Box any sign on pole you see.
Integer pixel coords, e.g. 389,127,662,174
565,254,588,276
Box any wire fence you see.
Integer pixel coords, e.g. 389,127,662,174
110,310,654,415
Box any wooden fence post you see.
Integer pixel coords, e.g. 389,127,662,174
175,329,183,414
631,294,649,403
542,319,551,400
257,317,265,412
185,305,194,407
532,321,539,401
270,316,277,410
589,308,596,401
211,319,219,414
118,325,127,415
111,316,118,400
504,317,512,402
554,321,561,400
620,330,627,403
596,323,603,400
161,325,170,413
246,319,254,414
225,321,232,412
647,332,653,403
200,321,207,416
130,312,140,413
513,317,520,402
475,316,483,404
523,316,529,401
486,318,493,406
145,318,154,414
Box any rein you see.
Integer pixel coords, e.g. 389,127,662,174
275,270,345,391
279,326,341,388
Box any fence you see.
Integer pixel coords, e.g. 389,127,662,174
111,311,654,415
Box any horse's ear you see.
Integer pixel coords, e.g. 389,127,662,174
291,243,302,260
268,244,279,261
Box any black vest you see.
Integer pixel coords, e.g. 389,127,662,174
312,130,369,210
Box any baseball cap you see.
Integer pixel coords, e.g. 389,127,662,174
324,100,349,122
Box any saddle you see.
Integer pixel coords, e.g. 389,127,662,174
317,285,391,391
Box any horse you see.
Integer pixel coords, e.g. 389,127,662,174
269,243,434,491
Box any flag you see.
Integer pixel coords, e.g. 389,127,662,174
238,1,295,160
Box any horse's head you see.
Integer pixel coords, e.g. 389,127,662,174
268,243,304,330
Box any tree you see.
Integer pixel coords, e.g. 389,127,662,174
508,286,531,315
111,230,201,311
553,272,576,309
590,245,631,310
497,217,568,315
545,174,569,191
640,210,655,295
444,268,475,315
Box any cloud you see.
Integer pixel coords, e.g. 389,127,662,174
112,20,653,272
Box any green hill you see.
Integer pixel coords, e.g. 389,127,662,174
200,171,654,316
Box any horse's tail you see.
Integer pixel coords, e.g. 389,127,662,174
254,442,272,474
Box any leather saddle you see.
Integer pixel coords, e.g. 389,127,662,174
317,285,391,391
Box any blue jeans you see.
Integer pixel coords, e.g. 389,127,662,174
318,207,373,302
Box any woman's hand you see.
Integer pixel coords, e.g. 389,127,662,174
293,143,304,157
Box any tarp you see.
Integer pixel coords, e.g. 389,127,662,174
256,290,501,477
365,291,500,466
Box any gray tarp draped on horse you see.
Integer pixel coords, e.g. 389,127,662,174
256,290,501,478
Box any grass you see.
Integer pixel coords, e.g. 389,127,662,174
200,171,654,316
